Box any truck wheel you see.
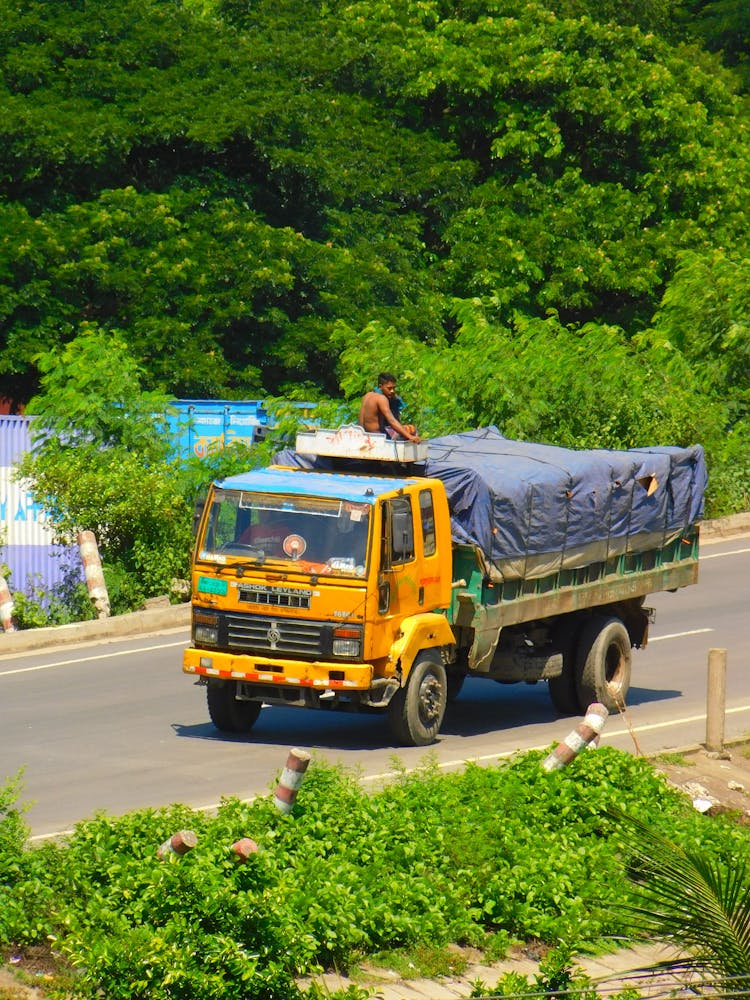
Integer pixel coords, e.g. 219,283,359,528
575,617,631,713
206,680,262,733
388,651,447,747
548,620,582,715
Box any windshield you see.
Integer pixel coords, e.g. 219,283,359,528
199,489,370,577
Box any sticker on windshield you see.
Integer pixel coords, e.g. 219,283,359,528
200,550,227,564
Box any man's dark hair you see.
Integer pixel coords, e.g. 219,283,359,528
377,372,396,385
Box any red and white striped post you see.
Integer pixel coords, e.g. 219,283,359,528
156,829,198,860
230,838,259,863
77,530,110,619
0,574,16,632
273,748,311,814
542,703,609,772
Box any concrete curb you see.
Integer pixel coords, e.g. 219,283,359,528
2,512,748,655
1,601,191,654
700,510,750,541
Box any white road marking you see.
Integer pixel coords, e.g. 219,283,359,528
369,702,750,776
701,546,750,559
0,640,188,677
649,628,714,642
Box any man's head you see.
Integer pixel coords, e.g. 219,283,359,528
377,372,397,398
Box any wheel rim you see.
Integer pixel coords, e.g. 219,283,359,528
605,642,626,695
417,672,443,727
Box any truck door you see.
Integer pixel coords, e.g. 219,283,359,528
376,495,418,622
370,489,449,662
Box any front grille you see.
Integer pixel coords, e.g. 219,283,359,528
224,611,331,658
237,584,311,610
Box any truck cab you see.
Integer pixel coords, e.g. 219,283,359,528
183,429,457,745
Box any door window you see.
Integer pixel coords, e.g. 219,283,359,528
419,489,436,556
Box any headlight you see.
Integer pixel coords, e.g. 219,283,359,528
195,625,219,645
332,625,362,658
193,611,219,646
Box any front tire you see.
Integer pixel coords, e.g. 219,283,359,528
388,651,447,746
207,680,262,733
575,617,632,712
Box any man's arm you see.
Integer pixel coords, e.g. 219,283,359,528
375,395,421,442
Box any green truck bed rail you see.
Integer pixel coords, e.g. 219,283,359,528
450,525,699,629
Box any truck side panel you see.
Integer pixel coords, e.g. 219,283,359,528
449,528,699,673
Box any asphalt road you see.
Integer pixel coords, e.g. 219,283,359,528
2,531,749,839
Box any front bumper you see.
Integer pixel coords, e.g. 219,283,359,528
183,646,375,692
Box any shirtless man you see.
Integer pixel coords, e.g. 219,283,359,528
358,373,421,442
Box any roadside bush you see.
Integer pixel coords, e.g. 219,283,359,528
7,567,95,630
3,747,747,998
0,773,27,880
0,774,61,945
11,329,197,618
703,426,750,517
18,445,194,598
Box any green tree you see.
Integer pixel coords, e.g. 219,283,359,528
16,328,193,612
24,322,173,457
1,0,748,514
337,304,725,449
645,250,750,419
678,0,750,89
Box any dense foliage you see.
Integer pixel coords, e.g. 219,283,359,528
2,747,749,998
13,331,196,613
11,332,348,616
0,0,748,525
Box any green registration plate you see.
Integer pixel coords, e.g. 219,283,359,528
198,576,228,596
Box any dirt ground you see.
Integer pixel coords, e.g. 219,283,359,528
3,742,750,999
650,738,750,821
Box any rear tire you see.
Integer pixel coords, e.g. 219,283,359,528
547,619,582,715
207,680,262,733
388,651,447,746
575,617,631,712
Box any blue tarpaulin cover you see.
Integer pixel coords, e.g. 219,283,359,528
424,427,706,580
277,427,707,581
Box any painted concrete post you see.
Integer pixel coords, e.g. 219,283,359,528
0,574,16,632
542,703,609,772
77,530,111,619
230,838,259,863
273,748,311,813
156,830,198,860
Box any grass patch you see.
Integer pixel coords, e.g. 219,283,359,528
362,943,471,979
654,752,694,766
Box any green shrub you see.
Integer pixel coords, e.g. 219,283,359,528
1,746,747,998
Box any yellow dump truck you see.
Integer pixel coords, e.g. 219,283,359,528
183,426,706,745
